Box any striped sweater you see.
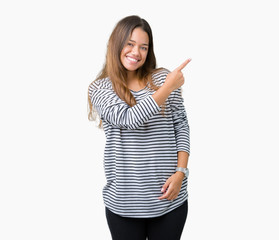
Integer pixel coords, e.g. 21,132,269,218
89,69,190,218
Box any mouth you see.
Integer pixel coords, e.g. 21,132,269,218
126,55,140,63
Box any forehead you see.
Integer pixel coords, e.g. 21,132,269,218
129,27,149,44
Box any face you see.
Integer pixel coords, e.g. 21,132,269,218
120,27,149,72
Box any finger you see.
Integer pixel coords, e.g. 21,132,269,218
158,193,167,200
167,190,175,200
158,188,173,200
158,192,171,200
161,179,170,193
175,58,192,72
168,192,178,201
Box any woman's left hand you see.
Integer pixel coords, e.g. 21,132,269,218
158,172,184,201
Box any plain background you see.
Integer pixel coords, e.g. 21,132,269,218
1,0,278,239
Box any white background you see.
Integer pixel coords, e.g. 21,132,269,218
1,0,278,239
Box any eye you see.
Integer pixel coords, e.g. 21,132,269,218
127,42,133,47
141,46,148,51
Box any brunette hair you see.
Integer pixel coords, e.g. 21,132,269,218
88,15,163,127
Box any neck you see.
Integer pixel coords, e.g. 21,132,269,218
126,70,147,90
126,70,137,81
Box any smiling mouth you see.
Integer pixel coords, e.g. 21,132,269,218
126,56,140,63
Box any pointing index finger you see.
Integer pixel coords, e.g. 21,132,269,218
176,58,192,71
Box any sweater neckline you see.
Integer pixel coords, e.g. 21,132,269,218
129,83,149,93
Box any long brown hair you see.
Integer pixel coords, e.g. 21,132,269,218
88,15,163,127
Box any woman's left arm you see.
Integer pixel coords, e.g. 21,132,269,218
169,87,190,154
158,87,190,201
158,151,189,201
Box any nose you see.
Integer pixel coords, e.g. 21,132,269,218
131,46,140,56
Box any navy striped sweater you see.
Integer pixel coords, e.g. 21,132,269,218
89,69,190,218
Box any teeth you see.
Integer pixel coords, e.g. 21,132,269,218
127,56,138,62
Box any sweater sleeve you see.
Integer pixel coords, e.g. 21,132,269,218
169,87,190,155
88,80,161,130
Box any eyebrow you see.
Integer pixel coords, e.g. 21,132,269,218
129,39,149,46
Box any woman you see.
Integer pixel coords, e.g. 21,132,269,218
88,15,191,240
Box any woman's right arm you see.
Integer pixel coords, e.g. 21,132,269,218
89,59,191,129
89,84,161,129
152,59,191,106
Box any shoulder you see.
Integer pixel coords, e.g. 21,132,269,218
89,77,113,90
88,77,113,97
151,68,171,86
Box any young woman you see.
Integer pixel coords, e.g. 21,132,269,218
88,15,191,240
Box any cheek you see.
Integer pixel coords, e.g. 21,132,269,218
121,46,130,55
142,51,148,62
120,49,125,58
120,49,127,63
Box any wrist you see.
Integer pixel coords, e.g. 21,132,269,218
162,81,175,94
152,83,173,106
175,171,185,180
176,167,189,178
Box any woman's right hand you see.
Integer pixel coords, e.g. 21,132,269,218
152,59,191,107
164,58,191,91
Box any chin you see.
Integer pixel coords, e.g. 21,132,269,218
124,64,143,72
126,67,139,72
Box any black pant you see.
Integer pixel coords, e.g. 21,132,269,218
105,200,188,240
